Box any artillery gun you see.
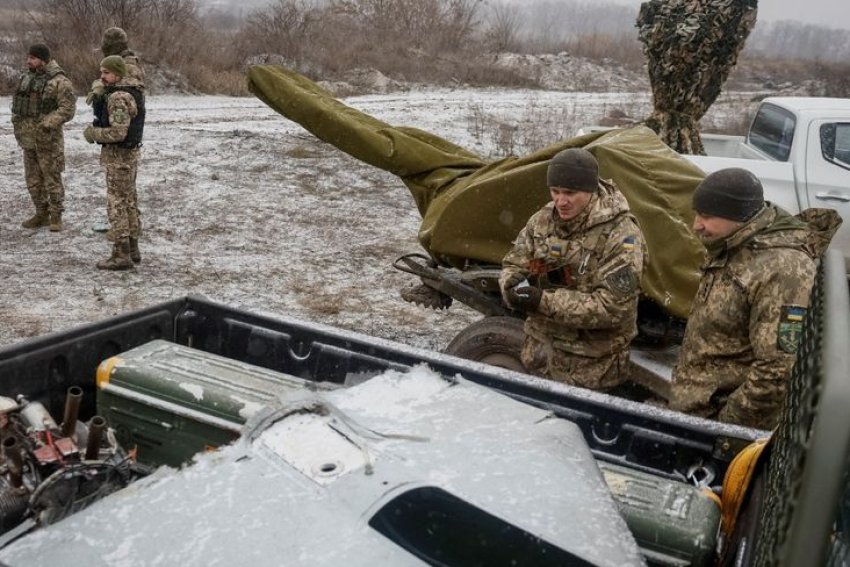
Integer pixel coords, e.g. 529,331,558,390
247,65,709,396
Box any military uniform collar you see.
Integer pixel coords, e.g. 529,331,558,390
704,205,774,267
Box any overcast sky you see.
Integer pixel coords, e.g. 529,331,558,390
603,0,850,30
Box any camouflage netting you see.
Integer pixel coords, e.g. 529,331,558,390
637,0,758,154
247,65,707,319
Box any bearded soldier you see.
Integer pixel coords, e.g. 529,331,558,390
10,44,76,231
83,56,146,270
499,148,646,391
669,168,841,429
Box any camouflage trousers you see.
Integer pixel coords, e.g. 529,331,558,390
101,146,141,241
521,334,629,391
23,147,65,215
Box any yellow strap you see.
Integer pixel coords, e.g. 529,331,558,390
96,356,122,388
720,437,771,538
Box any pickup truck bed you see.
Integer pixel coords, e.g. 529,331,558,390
0,252,847,566
0,295,757,486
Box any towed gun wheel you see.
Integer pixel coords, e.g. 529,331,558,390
445,316,526,373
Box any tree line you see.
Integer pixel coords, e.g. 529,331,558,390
1,0,847,96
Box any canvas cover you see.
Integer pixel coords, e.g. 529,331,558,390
247,65,706,319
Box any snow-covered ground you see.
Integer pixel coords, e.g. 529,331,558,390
0,86,759,351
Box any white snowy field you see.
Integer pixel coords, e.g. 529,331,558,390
0,85,758,351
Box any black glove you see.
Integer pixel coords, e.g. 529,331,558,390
508,285,542,312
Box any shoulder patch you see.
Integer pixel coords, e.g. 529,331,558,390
111,107,129,126
777,305,807,354
622,235,636,252
605,264,638,296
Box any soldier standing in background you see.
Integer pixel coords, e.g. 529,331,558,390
86,27,145,106
10,43,76,232
499,149,645,392
83,56,146,271
669,168,841,429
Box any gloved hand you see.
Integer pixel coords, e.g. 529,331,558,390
507,285,542,312
83,126,96,144
502,272,526,291
85,80,105,106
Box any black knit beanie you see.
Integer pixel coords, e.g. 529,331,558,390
28,43,50,62
693,167,764,222
547,148,599,193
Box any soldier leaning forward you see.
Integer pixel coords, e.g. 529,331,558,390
10,43,76,231
669,168,842,430
499,148,646,391
83,56,146,271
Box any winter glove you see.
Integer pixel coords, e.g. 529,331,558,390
502,271,526,291
85,80,105,106
83,126,96,144
507,285,542,312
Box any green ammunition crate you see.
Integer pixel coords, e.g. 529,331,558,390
96,340,333,467
599,461,721,567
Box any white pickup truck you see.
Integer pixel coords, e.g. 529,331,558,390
685,96,850,270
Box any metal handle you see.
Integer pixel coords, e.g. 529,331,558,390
815,192,850,203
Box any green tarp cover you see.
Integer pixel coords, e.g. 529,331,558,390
247,65,706,319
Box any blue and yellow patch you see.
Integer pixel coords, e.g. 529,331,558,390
548,243,565,258
777,305,807,354
622,236,636,252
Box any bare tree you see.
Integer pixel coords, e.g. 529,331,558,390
28,0,200,82
485,2,521,52
238,0,318,62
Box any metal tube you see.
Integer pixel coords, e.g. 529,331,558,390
2,437,23,489
61,386,83,438
85,416,106,460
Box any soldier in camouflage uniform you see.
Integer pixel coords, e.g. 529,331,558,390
669,168,841,429
499,149,645,391
10,44,76,231
86,27,145,106
83,56,146,270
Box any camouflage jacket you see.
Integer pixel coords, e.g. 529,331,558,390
90,81,138,147
500,180,645,358
121,51,146,90
10,60,76,150
670,205,841,430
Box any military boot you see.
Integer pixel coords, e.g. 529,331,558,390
49,213,62,232
21,211,49,229
96,239,133,271
128,237,141,264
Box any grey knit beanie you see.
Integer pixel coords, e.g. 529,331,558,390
547,148,599,192
693,168,764,221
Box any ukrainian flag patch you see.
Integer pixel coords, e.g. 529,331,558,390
622,236,636,252
777,305,807,353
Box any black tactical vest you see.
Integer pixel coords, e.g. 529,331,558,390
11,67,64,118
93,86,145,149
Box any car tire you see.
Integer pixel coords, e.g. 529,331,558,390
444,316,526,372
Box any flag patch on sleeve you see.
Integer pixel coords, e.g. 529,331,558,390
777,305,807,353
